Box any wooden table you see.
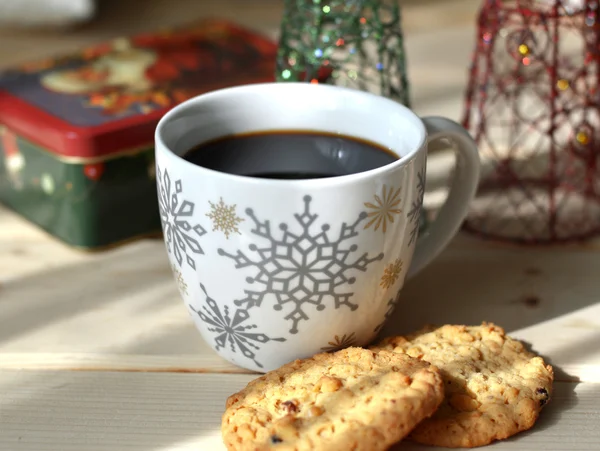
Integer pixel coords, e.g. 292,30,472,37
1,1,599,449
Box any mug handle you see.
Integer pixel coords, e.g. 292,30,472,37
406,116,481,278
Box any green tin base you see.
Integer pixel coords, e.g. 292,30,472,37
0,129,162,250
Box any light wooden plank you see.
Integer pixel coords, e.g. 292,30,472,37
0,353,250,374
1,0,600,382
2,204,600,381
0,370,596,451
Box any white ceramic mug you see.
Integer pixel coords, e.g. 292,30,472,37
155,82,480,372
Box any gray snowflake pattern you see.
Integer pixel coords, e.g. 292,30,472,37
157,165,206,269
218,195,384,334
373,289,402,334
407,167,426,245
190,284,285,369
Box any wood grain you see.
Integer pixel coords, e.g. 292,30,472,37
1,0,599,382
1,0,599,449
0,370,596,451
2,201,600,381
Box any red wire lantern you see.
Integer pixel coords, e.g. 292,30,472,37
462,0,600,243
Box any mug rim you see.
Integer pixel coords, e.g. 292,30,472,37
155,82,427,186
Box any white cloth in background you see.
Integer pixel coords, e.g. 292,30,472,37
0,0,96,27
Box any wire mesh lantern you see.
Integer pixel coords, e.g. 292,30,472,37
275,0,411,107
462,0,600,243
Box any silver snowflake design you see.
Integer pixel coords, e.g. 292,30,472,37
189,284,285,368
218,195,384,334
157,165,206,269
407,167,426,245
373,289,402,334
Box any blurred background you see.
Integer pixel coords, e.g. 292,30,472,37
0,0,479,69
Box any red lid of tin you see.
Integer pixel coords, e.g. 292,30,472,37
0,20,278,161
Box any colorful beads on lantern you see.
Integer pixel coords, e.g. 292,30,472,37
276,0,411,107
576,131,590,145
461,0,600,243
557,79,569,91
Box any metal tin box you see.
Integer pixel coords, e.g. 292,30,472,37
0,20,277,249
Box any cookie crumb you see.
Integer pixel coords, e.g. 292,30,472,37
449,393,480,412
315,376,343,393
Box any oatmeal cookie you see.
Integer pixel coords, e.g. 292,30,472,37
374,323,554,448
222,347,444,451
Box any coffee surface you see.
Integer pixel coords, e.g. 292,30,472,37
183,130,399,179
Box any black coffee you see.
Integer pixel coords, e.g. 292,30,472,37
183,130,399,179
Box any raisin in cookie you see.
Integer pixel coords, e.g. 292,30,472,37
221,347,444,451
373,322,554,448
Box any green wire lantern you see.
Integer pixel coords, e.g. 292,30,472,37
276,0,411,106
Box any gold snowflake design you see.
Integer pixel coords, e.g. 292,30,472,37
320,333,357,352
172,266,188,296
206,197,244,239
364,185,402,233
380,258,403,289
